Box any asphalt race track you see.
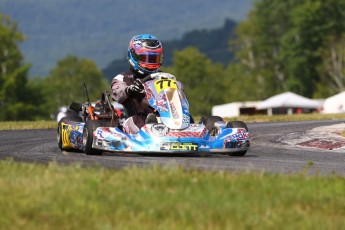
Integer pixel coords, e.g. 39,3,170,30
0,120,344,176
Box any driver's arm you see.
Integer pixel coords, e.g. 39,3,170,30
111,74,128,103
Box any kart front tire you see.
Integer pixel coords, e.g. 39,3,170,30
226,121,248,131
226,120,249,156
57,116,83,151
199,116,224,131
83,120,103,155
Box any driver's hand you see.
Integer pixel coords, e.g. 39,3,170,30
126,79,145,98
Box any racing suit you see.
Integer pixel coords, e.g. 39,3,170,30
111,69,154,134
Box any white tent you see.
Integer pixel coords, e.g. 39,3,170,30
322,91,345,114
212,101,261,117
256,92,322,115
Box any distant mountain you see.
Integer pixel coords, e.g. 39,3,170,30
0,0,252,77
103,19,237,81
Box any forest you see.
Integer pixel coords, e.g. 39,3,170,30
1,0,345,120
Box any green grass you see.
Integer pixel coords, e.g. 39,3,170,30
0,120,57,130
0,160,344,230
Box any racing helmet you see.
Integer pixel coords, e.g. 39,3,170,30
127,34,164,75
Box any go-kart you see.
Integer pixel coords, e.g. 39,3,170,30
57,72,250,156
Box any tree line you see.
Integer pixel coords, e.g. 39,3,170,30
1,0,345,120
102,19,237,81
0,13,108,121
165,0,345,115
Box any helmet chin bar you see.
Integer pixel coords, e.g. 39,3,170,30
130,58,160,75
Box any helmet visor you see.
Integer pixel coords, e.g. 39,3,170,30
133,52,163,64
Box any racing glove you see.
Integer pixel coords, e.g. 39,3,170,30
125,79,145,99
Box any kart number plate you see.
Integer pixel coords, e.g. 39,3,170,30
160,142,198,151
154,79,177,93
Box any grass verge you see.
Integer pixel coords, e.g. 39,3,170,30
0,160,344,230
0,120,57,130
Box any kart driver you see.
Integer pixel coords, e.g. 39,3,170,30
111,34,164,134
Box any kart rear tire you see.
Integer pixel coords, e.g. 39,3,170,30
226,120,249,156
57,116,83,151
199,116,224,131
83,120,103,155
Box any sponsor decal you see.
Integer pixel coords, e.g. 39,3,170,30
188,123,203,131
151,124,169,136
183,114,190,124
97,129,105,138
225,129,249,141
230,132,248,140
167,127,207,138
145,86,154,100
156,93,167,102
153,94,168,112
171,103,179,119
156,99,168,112
160,142,198,151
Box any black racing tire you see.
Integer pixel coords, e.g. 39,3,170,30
199,116,224,131
57,116,83,151
226,120,249,156
226,120,248,131
82,120,103,155
59,116,83,123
